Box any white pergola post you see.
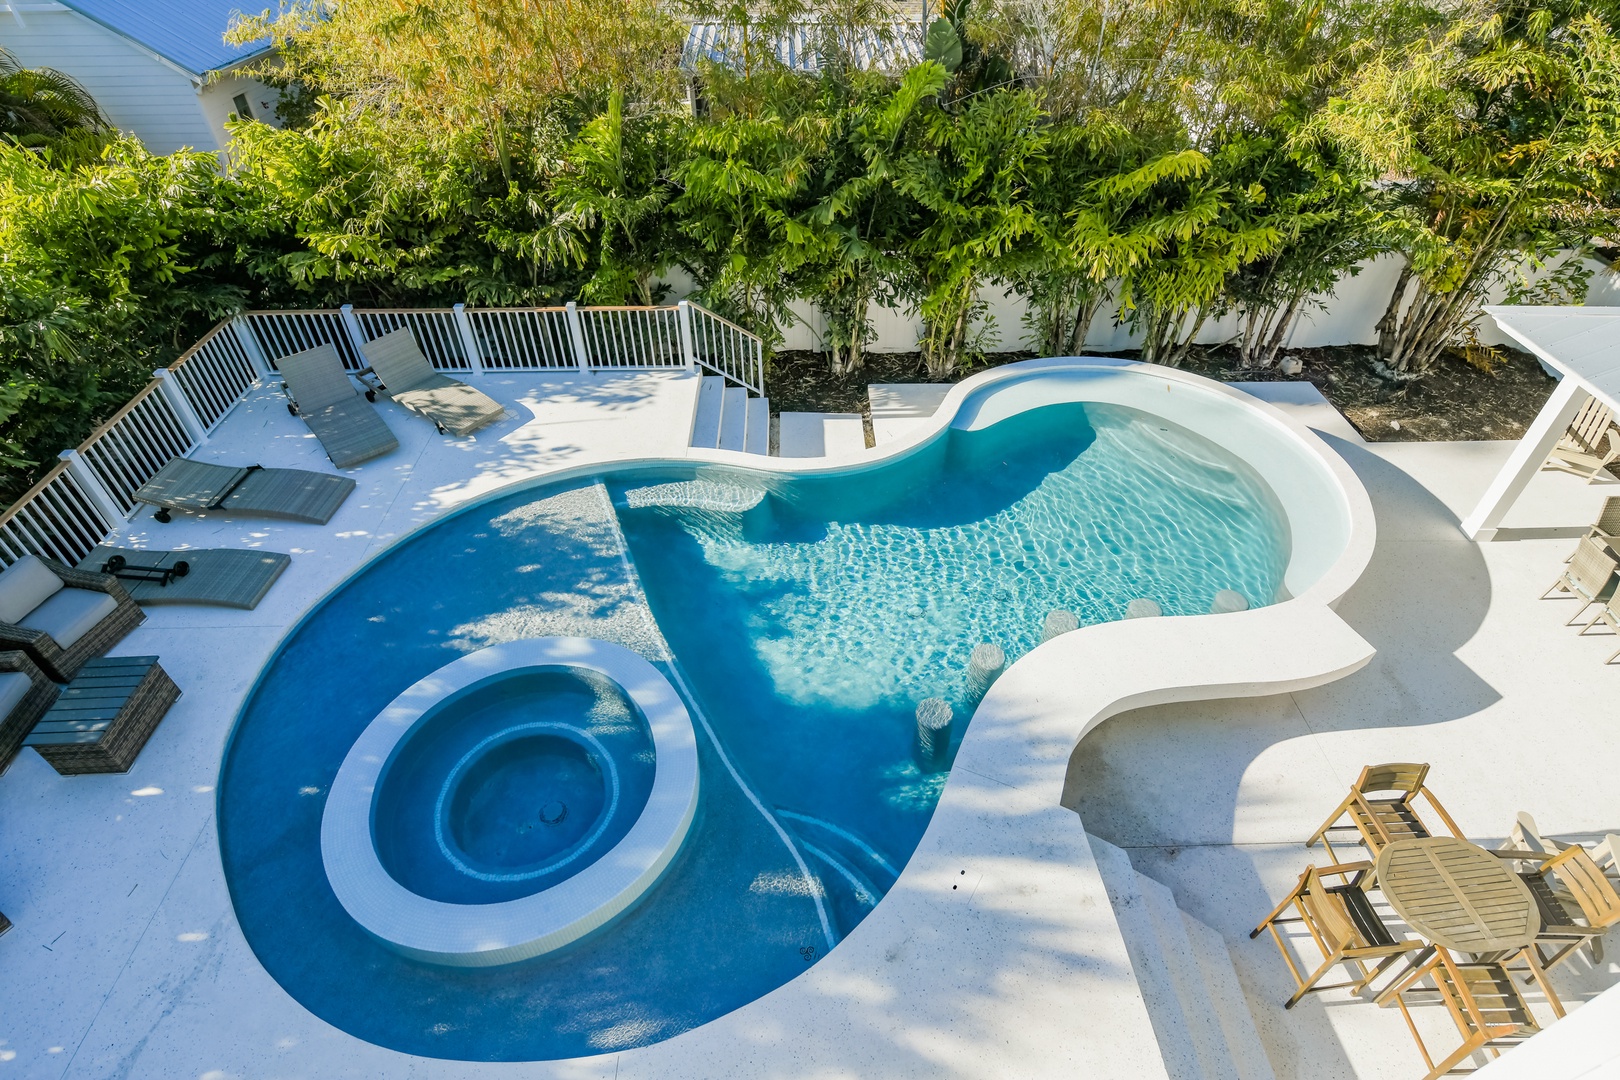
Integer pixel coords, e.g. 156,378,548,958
1459,375,1587,541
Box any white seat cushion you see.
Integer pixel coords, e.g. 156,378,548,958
20,587,118,649
0,671,33,720
0,554,64,624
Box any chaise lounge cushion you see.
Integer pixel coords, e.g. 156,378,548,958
0,671,32,720
20,588,119,649
0,555,65,624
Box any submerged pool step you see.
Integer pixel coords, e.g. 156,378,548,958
777,810,898,938
1089,834,1276,1080
689,375,772,455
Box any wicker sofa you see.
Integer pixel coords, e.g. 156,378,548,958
0,555,144,683
0,649,59,768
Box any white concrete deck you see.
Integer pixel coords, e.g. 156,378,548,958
1,367,1615,1079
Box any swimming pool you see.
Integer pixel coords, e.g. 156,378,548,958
217,367,1343,1061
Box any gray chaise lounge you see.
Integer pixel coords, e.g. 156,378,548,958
135,458,355,524
358,328,507,436
278,343,400,468
81,547,291,610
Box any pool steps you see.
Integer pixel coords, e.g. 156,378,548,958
1090,834,1276,1080
690,375,772,455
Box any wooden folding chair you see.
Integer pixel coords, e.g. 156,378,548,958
1306,763,1467,863
1389,946,1563,1078
1250,862,1427,1008
1495,844,1620,973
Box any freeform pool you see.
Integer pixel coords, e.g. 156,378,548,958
217,363,1353,1060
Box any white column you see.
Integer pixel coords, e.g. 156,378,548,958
564,302,591,371
57,449,127,524
339,304,370,364
152,369,209,446
1460,375,1587,541
231,316,273,379
677,300,698,370
452,304,485,377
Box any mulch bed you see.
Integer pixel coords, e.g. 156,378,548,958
765,344,1559,443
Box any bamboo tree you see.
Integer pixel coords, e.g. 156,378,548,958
1314,0,1620,376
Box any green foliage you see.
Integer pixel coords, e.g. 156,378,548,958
8,0,1616,503
1313,0,1620,374
0,138,243,497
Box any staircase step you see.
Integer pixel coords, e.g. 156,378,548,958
718,386,747,451
745,397,769,455
1089,836,1205,1080
691,376,724,449
1182,913,1277,1080
1136,870,1243,1080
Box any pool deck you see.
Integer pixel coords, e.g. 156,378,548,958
1,367,1616,1078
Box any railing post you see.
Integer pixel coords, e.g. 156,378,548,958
564,301,591,371
57,449,126,524
152,369,209,446
677,300,698,370
339,304,370,363
452,303,485,377
232,316,273,379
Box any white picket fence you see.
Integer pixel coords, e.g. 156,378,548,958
0,302,763,568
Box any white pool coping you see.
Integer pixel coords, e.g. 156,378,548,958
320,637,700,967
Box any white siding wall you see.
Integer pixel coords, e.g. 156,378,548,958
0,7,217,154
197,73,281,149
757,254,1618,355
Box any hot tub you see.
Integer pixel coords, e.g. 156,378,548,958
321,637,699,966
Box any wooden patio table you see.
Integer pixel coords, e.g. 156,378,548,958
1374,836,1541,954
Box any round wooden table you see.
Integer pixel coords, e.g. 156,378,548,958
1374,836,1541,953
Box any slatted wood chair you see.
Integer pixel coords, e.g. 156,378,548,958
1546,396,1620,483
1493,844,1620,973
1307,763,1467,863
1501,811,1620,885
1250,862,1427,1008
1389,946,1563,1079
1543,537,1620,625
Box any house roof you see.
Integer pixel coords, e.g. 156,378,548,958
57,0,272,76
683,21,922,74
1485,305,1620,414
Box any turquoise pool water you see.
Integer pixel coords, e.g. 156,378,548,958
218,399,1288,1060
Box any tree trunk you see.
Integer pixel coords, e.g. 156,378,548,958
1375,263,1413,366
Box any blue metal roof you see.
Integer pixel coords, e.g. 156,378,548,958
57,0,272,76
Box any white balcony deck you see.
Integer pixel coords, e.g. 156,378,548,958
0,369,1616,1079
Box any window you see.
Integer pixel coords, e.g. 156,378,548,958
232,93,253,121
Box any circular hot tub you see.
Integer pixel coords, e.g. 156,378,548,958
322,638,699,966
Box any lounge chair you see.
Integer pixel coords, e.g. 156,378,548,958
277,343,399,468
1545,396,1620,482
1306,763,1466,862
135,458,355,524
0,555,144,681
1566,495,1620,561
357,328,506,436
1577,588,1620,663
1541,536,1619,624
80,547,291,610
1,649,60,768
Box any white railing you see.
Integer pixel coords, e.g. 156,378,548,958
0,300,766,567
684,302,765,394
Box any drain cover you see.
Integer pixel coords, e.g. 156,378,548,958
539,801,568,826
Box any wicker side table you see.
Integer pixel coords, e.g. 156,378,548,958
24,656,179,775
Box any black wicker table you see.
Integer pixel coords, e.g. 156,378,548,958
24,656,179,775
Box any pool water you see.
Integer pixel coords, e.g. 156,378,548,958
218,399,1289,1060
371,670,652,905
